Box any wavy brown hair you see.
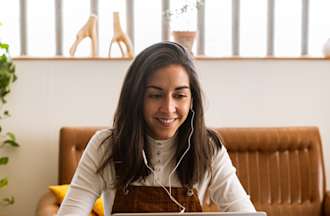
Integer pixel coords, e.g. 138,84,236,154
98,42,221,189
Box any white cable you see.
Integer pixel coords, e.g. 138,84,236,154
168,108,195,201
142,150,186,213
141,108,195,214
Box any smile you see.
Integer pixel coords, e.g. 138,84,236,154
157,118,176,126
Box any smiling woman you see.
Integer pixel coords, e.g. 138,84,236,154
143,64,192,140
57,42,256,215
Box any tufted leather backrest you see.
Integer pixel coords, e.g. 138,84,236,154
58,126,326,216
58,127,106,184
215,127,325,216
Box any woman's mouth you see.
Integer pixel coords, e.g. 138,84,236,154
157,118,176,127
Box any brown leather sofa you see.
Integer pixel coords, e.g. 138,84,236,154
36,126,330,216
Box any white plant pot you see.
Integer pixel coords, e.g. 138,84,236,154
172,31,197,53
323,38,330,57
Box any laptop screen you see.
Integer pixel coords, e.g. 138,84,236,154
112,212,267,216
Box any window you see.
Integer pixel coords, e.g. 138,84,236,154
240,0,267,56
0,0,19,55
28,0,55,56
309,0,330,56
135,0,161,54
205,0,231,57
0,0,330,57
275,0,301,56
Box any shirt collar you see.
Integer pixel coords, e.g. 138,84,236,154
146,134,177,151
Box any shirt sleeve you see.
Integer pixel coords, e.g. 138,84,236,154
57,129,111,216
208,145,256,212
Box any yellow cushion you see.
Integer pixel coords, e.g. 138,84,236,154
49,184,104,216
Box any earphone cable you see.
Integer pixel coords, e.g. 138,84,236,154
142,150,186,213
168,109,195,196
141,108,195,214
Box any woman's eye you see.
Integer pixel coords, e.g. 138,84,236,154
149,94,162,99
174,94,187,99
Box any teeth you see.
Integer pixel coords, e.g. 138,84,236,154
158,118,175,124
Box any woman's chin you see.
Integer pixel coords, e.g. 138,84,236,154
152,132,176,140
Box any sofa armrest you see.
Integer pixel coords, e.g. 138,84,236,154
323,191,330,216
35,191,59,216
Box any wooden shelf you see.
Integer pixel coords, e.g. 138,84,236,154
13,56,330,61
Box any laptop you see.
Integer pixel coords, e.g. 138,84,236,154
113,212,267,216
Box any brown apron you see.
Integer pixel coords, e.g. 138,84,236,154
112,185,203,213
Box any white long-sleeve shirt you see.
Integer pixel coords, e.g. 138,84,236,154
58,129,256,216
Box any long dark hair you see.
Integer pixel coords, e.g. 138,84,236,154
98,42,221,189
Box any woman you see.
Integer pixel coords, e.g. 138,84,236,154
58,42,256,215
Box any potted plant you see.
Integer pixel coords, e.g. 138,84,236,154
163,0,204,52
0,22,19,208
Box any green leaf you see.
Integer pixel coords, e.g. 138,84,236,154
0,178,8,188
3,110,10,117
1,196,15,206
9,62,15,74
13,74,17,82
3,140,19,147
0,43,9,50
1,97,7,104
2,90,10,98
0,54,7,61
0,43,9,53
0,157,9,165
6,132,16,141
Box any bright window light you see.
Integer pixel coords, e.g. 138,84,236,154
28,0,55,56
309,0,330,56
1,0,330,57
135,0,161,54
0,0,20,56
275,0,301,56
205,0,231,57
240,0,267,57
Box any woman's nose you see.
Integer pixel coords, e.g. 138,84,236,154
159,97,176,113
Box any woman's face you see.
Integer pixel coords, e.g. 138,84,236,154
144,64,192,140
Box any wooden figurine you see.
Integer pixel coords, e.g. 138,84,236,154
108,12,134,58
69,14,98,57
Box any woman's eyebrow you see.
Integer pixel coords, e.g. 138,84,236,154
175,86,190,91
145,85,162,90
145,85,190,91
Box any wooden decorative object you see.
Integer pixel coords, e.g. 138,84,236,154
69,15,98,57
108,12,134,58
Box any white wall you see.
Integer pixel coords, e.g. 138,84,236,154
1,59,330,216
